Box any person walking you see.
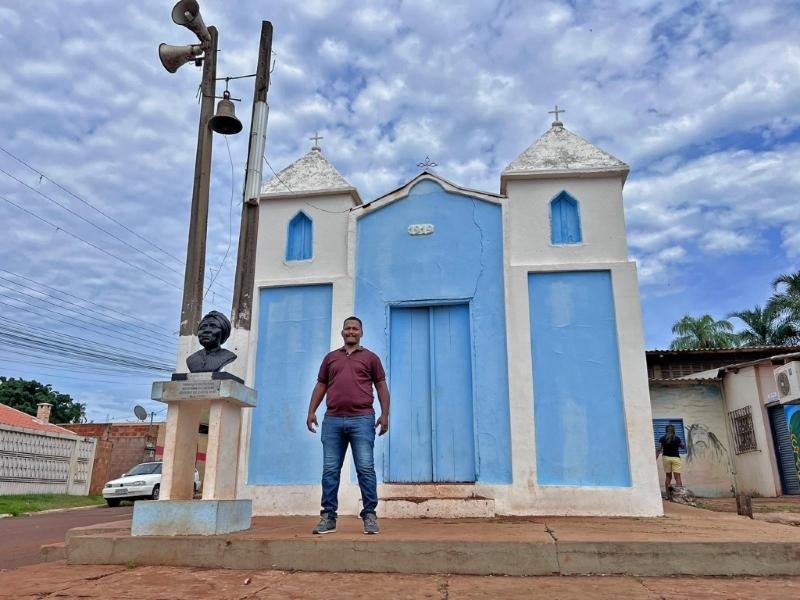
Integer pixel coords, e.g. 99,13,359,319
656,424,686,494
306,316,390,535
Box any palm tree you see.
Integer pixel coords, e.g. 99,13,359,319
771,271,800,322
728,304,799,346
669,314,737,350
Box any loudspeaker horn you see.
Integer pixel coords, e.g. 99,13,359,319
209,91,243,135
159,43,203,73
171,0,211,45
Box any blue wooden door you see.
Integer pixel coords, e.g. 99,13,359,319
387,304,475,482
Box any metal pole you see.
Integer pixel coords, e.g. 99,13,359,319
179,27,218,343
232,21,273,331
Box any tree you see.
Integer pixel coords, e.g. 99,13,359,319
0,377,85,423
771,271,800,323
729,304,799,346
669,314,737,350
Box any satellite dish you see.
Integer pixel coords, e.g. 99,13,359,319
134,405,148,421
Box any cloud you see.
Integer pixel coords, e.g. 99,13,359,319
0,0,798,417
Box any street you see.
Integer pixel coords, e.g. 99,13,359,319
0,505,132,570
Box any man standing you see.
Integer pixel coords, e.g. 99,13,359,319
306,316,390,535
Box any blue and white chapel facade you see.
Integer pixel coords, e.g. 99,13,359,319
231,120,663,517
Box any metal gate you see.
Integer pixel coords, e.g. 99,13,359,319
768,405,800,495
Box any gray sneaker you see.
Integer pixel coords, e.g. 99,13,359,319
312,514,337,534
362,513,380,534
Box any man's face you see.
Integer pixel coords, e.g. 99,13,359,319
198,319,223,350
341,319,363,346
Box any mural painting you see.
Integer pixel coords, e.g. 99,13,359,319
785,405,800,484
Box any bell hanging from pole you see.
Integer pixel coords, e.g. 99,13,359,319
209,91,243,135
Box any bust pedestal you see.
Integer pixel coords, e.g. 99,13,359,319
131,373,257,536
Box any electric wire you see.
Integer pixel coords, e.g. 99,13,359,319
0,192,185,291
0,268,175,339
262,155,354,214
0,291,176,356
0,143,185,266
204,136,235,300
0,273,178,345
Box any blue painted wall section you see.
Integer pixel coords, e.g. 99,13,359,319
355,179,511,483
286,211,312,260
249,284,332,484
550,191,582,244
528,270,631,487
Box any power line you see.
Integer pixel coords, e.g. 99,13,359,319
263,155,354,214
0,272,178,344
0,144,235,298
1,192,185,291
0,165,191,281
204,136,236,300
0,290,176,356
0,143,186,266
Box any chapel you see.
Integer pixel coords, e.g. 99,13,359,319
235,117,663,517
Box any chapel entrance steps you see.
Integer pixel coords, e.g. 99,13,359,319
61,503,800,577
370,483,495,518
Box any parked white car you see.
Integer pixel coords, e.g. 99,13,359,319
102,461,201,507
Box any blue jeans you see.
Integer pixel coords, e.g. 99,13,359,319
320,415,378,518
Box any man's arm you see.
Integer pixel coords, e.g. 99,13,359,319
375,380,390,436
655,441,663,458
306,382,327,433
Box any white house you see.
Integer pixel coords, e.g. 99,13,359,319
232,119,663,517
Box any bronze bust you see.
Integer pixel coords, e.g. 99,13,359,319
186,311,237,373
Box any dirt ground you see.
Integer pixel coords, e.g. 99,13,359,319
696,495,800,513
2,562,800,600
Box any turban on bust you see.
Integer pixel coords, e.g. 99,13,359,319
199,310,232,344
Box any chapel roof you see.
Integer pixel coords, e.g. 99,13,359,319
501,121,629,192
260,146,362,205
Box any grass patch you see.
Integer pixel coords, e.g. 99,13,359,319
0,494,105,516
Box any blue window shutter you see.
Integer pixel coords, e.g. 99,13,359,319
652,418,688,455
550,191,582,245
286,212,312,261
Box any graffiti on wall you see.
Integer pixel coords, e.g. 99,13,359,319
785,405,800,482
686,423,728,465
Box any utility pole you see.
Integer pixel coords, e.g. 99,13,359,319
178,27,217,365
229,21,273,376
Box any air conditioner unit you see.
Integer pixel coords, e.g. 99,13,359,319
774,361,800,404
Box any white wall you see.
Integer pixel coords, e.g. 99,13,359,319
722,366,782,497
0,425,95,496
501,172,662,517
650,383,734,497
504,177,628,265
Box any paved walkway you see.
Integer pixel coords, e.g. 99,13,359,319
65,502,800,576
1,561,800,599
0,505,133,569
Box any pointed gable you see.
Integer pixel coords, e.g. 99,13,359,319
501,122,629,193
261,147,362,205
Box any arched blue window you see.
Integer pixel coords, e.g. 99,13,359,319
550,191,582,245
286,211,312,261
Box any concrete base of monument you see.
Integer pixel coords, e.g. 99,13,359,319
131,500,252,536
64,503,800,576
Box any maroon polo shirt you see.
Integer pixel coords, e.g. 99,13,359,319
317,346,386,416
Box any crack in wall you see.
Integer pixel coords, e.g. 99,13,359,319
470,197,487,300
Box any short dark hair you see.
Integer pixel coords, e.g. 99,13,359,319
343,316,362,328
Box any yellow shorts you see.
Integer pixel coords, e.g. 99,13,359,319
663,456,682,474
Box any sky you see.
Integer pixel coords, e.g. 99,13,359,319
0,0,798,422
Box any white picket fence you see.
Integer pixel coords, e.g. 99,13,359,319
0,424,96,495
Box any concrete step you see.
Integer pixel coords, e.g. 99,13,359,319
40,542,66,563
64,510,800,576
380,496,495,518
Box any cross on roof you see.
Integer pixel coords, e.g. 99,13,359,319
310,132,323,150
417,155,438,169
548,104,565,123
